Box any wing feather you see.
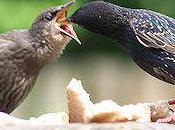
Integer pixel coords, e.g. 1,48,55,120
129,10,175,53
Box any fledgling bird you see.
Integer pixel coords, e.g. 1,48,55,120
0,1,80,114
70,1,175,123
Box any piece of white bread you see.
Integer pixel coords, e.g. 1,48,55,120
67,78,94,123
67,78,171,123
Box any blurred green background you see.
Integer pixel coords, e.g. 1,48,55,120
0,0,175,118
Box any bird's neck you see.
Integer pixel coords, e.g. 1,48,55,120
28,30,69,66
111,24,137,52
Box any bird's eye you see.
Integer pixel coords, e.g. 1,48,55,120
44,12,54,21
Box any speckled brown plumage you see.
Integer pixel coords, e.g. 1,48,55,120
0,1,79,113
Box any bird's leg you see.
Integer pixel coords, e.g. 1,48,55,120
157,99,175,124
168,99,175,105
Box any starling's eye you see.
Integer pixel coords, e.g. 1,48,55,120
44,12,54,21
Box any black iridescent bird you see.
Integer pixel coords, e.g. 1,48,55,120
70,1,175,123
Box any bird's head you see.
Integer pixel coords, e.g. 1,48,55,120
69,1,128,38
30,0,80,48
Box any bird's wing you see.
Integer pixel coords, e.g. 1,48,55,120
0,38,16,51
129,10,175,54
0,30,25,50
153,67,175,84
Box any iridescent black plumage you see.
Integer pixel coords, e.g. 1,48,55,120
70,1,175,84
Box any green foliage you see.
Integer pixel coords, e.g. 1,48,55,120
0,0,83,32
0,0,175,58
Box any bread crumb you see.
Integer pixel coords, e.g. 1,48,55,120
67,78,172,123
67,78,94,123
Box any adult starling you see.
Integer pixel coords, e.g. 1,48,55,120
70,1,175,123
0,0,80,114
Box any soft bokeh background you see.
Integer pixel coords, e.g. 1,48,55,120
0,0,175,118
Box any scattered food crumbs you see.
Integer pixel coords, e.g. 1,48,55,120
67,78,172,123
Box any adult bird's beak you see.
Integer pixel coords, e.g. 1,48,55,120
56,0,81,44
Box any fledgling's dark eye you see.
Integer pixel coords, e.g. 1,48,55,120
44,12,54,21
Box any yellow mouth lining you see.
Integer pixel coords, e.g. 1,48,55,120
55,1,81,44
56,0,75,23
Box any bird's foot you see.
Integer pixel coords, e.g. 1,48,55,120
156,99,175,124
157,113,175,124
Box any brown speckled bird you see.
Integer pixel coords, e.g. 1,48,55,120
0,0,80,113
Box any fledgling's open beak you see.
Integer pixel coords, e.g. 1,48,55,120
56,0,81,44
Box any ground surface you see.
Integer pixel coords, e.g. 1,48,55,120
0,122,175,130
